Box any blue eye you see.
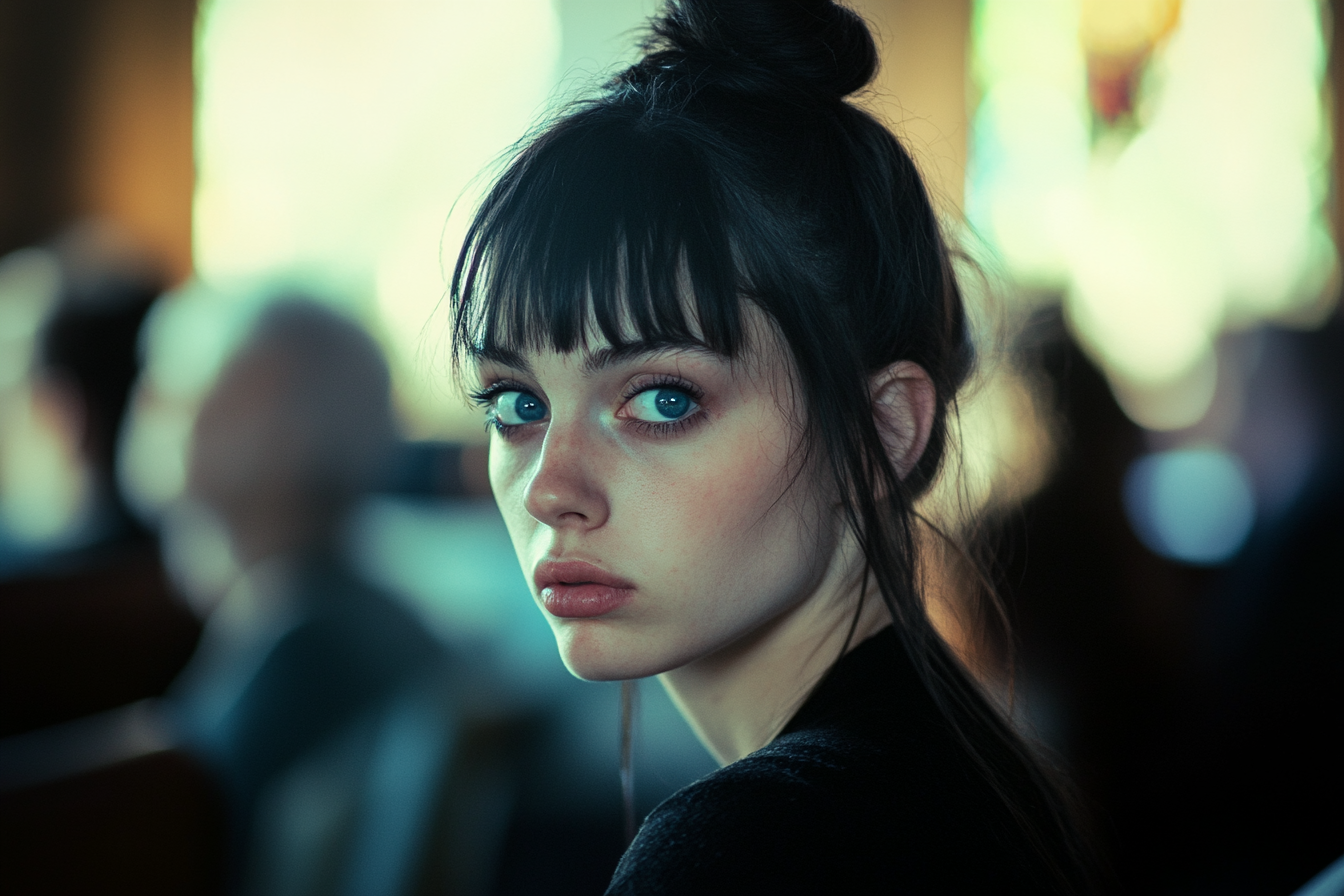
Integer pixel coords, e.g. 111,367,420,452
493,390,547,425
627,387,697,422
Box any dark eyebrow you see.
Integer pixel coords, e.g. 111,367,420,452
581,339,721,375
470,339,720,377
468,344,534,376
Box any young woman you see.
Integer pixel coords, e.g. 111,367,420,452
453,1,1097,891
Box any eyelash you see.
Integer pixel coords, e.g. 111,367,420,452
620,375,707,439
469,378,533,439
469,375,707,440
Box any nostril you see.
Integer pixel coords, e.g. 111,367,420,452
521,431,610,529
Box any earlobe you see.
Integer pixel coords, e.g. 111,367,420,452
870,361,936,480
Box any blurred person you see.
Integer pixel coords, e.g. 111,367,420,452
1148,318,1344,894
450,1,1100,892
1000,311,1344,894
0,223,200,736
166,297,447,894
0,224,221,895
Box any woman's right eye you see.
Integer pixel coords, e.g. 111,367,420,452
491,390,548,426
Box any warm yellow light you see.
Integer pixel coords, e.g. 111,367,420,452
1079,0,1180,57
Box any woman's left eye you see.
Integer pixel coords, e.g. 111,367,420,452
625,387,699,423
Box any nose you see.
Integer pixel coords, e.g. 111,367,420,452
522,418,610,530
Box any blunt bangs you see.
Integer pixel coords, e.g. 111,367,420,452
451,111,749,365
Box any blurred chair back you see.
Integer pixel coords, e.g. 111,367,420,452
240,666,531,896
242,669,453,896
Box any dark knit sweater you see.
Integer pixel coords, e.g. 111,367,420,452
606,627,1070,895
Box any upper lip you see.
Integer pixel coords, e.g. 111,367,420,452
533,559,635,592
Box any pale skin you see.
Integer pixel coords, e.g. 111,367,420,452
473,310,935,765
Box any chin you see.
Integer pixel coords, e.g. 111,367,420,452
552,621,670,682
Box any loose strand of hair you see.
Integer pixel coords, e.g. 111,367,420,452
827,392,1098,892
620,679,639,845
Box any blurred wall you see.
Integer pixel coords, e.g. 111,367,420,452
853,0,970,214
0,0,195,283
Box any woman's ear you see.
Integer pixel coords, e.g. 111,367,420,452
871,361,937,480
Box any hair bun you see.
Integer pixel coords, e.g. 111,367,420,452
639,0,878,102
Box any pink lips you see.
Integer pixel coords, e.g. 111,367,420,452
534,560,635,618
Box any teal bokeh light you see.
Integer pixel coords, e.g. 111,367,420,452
1122,447,1257,565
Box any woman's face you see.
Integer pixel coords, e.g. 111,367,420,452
472,313,847,681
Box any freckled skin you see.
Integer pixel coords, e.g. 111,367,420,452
479,333,842,684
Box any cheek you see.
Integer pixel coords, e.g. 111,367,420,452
485,442,510,500
488,443,537,548
623,425,815,587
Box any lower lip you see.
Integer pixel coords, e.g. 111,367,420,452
541,584,634,618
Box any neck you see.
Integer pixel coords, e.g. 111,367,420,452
657,533,891,765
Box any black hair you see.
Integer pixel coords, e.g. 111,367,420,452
452,0,1096,889
40,277,156,485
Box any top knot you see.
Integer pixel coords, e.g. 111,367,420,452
633,0,878,103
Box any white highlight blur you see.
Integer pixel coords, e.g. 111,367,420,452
192,0,561,436
124,0,563,520
970,0,1334,430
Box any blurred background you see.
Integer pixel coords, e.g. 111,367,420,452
0,0,1339,894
